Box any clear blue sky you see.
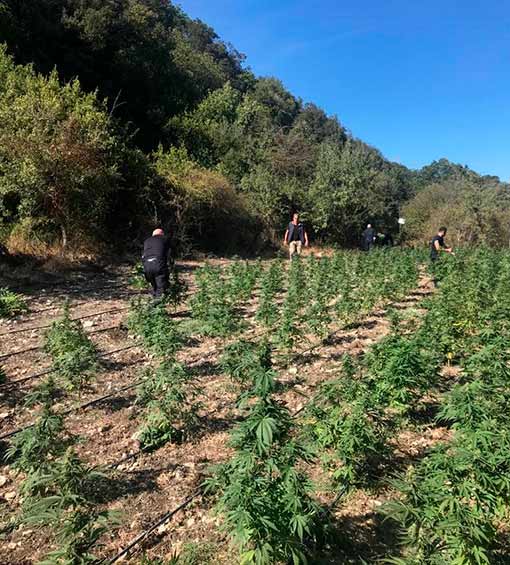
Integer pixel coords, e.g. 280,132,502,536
177,0,510,181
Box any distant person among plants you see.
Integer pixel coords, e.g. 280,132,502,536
430,226,453,286
283,213,309,259
142,228,172,298
361,224,376,251
381,232,394,247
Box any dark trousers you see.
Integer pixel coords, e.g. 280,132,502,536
144,269,169,298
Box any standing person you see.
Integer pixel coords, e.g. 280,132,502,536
142,228,172,299
361,224,376,251
430,226,453,286
283,213,309,259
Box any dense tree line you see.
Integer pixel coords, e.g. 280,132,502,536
0,0,508,255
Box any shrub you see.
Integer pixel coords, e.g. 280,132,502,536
0,287,27,317
127,299,183,358
136,361,201,451
44,303,98,390
206,348,323,564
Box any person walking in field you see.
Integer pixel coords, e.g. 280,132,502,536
430,226,453,286
361,224,376,251
142,228,173,298
284,213,309,259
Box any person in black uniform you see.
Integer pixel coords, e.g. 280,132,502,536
430,227,453,286
361,224,376,251
142,228,172,298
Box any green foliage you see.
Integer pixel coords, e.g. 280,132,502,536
44,303,98,391
22,448,118,565
136,361,201,451
190,264,242,337
255,261,283,328
306,374,387,489
6,404,70,476
127,299,183,358
383,424,510,565
0,286,27,317
206,347,323,564
0,45,119,249
129,263,147,289
165,269,188,310
366,335,439,408
219,339,272,388
403,173,510,247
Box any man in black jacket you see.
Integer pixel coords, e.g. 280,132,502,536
142,228,172,298
361,224,376,251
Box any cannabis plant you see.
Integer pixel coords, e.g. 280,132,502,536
306,373,387,489
136,360,201,451
127,299,183,358
0,287,27,317
190,264,241,337
44,303,98,390
219,339,272,388
383,423,510,565
22,448,118,565
206,350,323,564
129,263,148,289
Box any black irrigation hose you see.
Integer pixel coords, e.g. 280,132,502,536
0,306,130,337
96,373,343,563
0,344,140,391
0,323,126,361
100,490,203,565
27,288,144,315
0,370,147,440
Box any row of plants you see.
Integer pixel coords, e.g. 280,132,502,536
383,248,510,564
199,249,510,564
0,251,436,564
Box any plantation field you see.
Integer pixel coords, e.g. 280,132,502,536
1,249,509,564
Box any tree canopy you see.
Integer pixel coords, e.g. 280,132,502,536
0,0,507,253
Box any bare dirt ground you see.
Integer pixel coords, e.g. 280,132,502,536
0,258,451,565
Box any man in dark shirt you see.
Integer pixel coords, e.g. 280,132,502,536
283,213,309,259
361,224,376,251
430,227,453,286
142,228,172,298
430,227,453,261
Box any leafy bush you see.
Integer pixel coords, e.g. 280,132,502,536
366,335,439,409
0,287,27,317
190,264,241,337
383,423,510,565
219,339,272,388
129,263,147,289
44,303,98,390
0,46,120,250
22,448,118,565
306,371,387,489
127,299,183,358
206,348,323,564
136,361,201,451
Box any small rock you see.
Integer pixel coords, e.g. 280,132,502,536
0,412,10,419
288,366,298,375
83,320,95,328
0,475,8,487
4,491,16,501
